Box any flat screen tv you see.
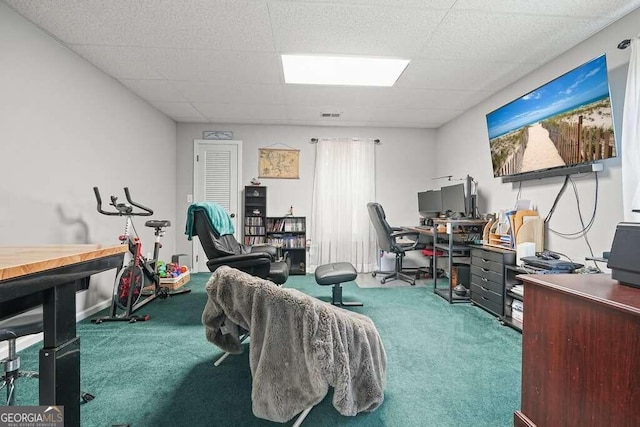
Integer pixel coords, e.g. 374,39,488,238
486,54,616,180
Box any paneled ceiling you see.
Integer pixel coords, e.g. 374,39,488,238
4,0,639,128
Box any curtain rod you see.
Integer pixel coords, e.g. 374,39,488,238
309,138,381,144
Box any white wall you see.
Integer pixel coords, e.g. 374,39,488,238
0,2,177,313
435,9,640,266
176,124,436,261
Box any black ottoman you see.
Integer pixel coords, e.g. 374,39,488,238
314,262,362,307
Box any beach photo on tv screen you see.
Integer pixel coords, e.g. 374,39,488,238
486,54,616,178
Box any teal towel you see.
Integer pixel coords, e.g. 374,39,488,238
185,202,235,240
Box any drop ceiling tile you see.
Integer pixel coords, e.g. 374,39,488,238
69,45,161,79
285,104,460,125
5,0,276,50
293,0,456,8
269,2,446,56
453,0,640,18
6,0,637,129
118,79,187,102
282,85,493,110
365,106,463,124
418,10,607,63
284,117,439,128
397,59,541,92
384,88,494,110
174,82,285,104
195,103,288,122
285,105,349,121
150,102,203,119
145,49,282,84
283,86,392,107
175,117,211,123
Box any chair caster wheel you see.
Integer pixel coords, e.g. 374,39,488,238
372,272,377,277
81,392,95,403
381,278,386,284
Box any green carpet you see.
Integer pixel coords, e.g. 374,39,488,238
8,273,522,426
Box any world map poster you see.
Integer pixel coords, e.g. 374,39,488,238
258,148,300,179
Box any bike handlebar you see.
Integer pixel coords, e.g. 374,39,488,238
93,187,154,217
123,187,154,216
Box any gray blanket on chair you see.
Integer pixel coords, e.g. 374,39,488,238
202,266,386,423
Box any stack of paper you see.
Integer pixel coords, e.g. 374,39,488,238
511,285,524,296
511,300,524,322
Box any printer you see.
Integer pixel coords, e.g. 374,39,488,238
608,222,640,289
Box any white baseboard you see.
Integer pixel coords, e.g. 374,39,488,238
0,299,112,360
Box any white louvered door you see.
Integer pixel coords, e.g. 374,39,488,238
193,140,242,272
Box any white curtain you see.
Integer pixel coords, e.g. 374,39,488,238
622,38,640,221
309,138,377,272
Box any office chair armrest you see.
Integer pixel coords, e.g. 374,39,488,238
249,244,278,260
206,253,272,272
390,230,421,251
390,230,420,240
391,226,404,232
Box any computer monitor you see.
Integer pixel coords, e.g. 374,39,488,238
418,190,442,217
441,183,466,216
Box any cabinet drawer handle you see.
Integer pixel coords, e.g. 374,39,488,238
481,258,490,263
481,286,489,292
481,268,489,273
481,277,488,282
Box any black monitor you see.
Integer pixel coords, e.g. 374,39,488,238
441,183,466,216
418,190,442,217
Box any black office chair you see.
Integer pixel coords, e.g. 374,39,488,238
188,207,289,284
367,202,421,286
0,312,42,405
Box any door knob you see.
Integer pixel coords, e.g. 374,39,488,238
229,213,236,218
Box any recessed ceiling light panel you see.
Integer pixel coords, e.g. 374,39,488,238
282,55,409,87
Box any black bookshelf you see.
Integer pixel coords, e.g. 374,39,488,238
266,216,306,275
243,186,266,245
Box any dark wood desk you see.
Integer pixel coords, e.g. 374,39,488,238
0,245,126,427
515,274,640,427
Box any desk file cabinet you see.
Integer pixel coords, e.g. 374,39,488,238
470,246,515,317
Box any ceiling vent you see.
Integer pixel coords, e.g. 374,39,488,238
321,112,341,118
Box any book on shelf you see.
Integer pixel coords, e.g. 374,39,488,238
267,217,305,232
244,226,265,235
266,234,306,248
244,236,265,245
245,217,264,226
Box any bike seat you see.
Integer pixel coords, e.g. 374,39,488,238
145,219,171,229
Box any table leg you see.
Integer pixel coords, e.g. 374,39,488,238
39,280,80,427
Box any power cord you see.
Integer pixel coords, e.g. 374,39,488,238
549,173,598,238
514,181,522,209
546,172,601,272
544,175,570,223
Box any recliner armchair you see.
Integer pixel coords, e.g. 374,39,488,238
367,202,421,286
187,206,289,284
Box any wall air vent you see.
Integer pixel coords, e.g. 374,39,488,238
321,112,341,118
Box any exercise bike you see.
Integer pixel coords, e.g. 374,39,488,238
91,187,191,323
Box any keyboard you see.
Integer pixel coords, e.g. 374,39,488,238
521,256,584,271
